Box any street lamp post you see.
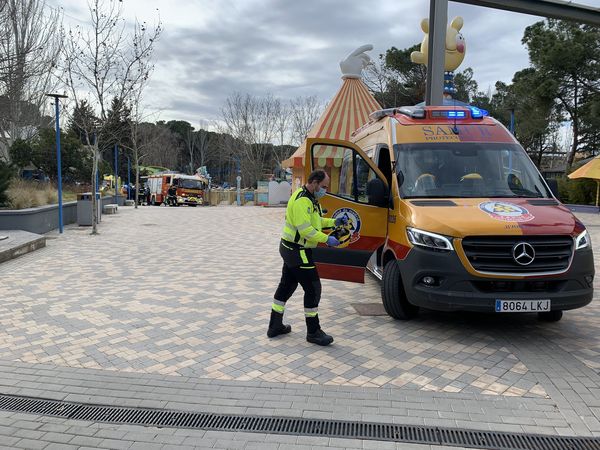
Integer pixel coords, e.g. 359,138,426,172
114,144,118,205
46,93,68,234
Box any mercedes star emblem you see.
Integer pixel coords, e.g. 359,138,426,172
512,242,535,266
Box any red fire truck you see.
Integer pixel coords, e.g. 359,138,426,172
146,173,208,206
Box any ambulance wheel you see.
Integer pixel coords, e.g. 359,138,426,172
538,310,563,322
382,259,419,320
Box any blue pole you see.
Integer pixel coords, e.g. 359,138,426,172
114,144,118,205
54,97,63,233
93,133,97,191
509,109,515,135
236,156,241,206
127,156,131,200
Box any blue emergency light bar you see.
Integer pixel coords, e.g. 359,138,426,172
430,110,466,119
469,106,488,118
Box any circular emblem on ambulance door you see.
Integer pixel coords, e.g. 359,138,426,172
332,208,361,244
479,201,534,222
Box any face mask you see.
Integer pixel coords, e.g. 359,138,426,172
314,187,326,199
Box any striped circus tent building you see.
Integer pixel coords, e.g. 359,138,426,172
282,77,381,184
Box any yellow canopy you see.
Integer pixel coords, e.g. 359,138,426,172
568,156,600,180
568,156,600,206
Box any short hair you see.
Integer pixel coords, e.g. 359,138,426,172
308,169,327,184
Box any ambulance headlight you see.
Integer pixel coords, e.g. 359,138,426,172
576,230,591,250
407,227,454,251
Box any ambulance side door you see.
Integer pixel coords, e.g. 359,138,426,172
304,138,389,283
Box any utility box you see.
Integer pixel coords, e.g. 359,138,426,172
77,192,102,226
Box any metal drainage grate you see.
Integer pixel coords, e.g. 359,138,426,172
0,393,598,450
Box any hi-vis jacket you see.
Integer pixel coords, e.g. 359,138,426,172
282,187,335,248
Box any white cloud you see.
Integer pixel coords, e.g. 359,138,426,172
52,0,598,123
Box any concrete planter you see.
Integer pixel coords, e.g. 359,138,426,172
0,195,120,234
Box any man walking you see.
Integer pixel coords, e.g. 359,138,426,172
267,169,347,346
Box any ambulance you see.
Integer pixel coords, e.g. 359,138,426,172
306,104,594,321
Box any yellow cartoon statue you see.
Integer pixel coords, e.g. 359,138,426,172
410,16,466,97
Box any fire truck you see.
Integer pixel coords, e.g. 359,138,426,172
146,173,208,206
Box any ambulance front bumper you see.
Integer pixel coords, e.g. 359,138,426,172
397,247,594,313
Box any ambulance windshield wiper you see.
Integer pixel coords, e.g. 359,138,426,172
489,194,544,198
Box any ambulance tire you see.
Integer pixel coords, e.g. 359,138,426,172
382,259,419,320
538,310,563,322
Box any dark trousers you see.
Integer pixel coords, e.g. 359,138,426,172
273,241,322,333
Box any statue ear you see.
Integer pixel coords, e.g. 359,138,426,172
450,16,463,31
421,18,429,33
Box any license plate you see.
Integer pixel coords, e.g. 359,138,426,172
495,299,550,312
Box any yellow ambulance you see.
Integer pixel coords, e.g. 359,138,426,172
305,104,594,321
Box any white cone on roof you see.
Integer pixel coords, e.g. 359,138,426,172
282,44,381,171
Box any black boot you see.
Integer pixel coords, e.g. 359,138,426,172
267,310,291,338
305,316,333,346
307,329,334,346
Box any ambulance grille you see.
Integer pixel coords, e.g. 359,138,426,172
461,236,573,274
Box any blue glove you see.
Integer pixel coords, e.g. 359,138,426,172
327,235,340,247
335,216,348,227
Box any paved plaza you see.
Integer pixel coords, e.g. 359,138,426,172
1,204,600,449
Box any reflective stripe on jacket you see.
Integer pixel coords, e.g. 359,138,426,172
281,187,335,248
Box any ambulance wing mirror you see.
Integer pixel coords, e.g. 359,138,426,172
367,178,389,207
397,170,405,188
545,178,560,200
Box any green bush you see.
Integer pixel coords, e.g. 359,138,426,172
0,161,14,206
556,175,598,205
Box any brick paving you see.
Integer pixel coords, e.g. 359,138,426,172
0,205,599,448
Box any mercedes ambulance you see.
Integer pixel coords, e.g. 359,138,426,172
305,104,594,321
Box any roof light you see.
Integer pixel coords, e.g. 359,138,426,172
470,106,488,119
430,110,466,119
369,108,398,121
398,107,425,119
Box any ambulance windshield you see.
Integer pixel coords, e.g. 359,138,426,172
395,143,552,199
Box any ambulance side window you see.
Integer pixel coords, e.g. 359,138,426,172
356,154,375,204
311,143,382,204
337,147,354,200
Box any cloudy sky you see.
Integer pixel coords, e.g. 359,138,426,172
52,0,598,126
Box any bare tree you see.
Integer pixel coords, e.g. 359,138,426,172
63,0,161,233
0,0,63,160
185,126,198,174
363,56,394,106
220,92,280,187
212,132,237,185
196,120,211,170
273,99,291,167
289,95,324,146
122,92,159,209
136,122,178,169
